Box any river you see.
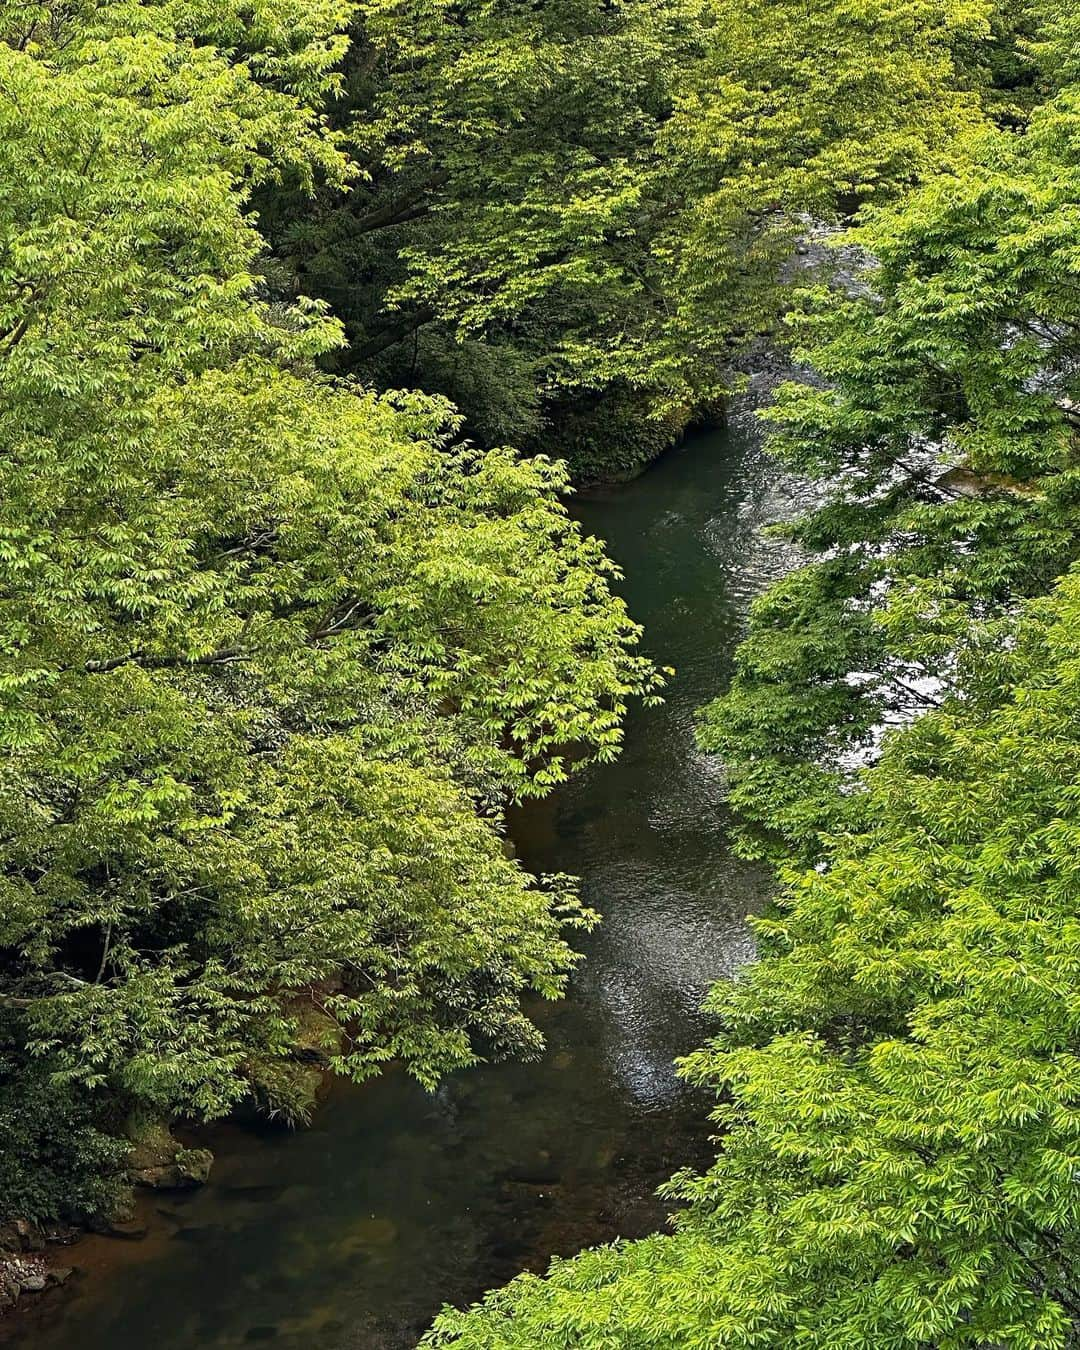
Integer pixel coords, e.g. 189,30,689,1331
7,413,809,1350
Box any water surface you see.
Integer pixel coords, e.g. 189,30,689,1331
10,418,805,1350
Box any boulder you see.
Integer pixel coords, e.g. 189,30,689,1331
88,1212,148,1240
125,1116,213,1190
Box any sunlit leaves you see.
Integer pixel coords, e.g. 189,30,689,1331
0,0,656,1201
424,9,1080,1346
426,571,1080,1350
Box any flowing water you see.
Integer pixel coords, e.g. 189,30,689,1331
9,415,809,1350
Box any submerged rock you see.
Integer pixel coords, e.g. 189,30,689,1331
350,1216,399,1247
505,1158,562,1187
89,1212,148,1240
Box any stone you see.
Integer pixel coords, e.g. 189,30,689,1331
175,1147,213,1185
128,1145,213,1190
124,1114,211,1190
129,1165,178,1188
88,1211,147,1240
4,1218,45,1251
88,1191,147,1238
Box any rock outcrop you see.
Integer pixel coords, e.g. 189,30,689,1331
125,1117,213,1191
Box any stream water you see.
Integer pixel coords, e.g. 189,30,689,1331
9,414,809,1350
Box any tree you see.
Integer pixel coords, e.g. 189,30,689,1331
260,0,703,476
265,0,996,480
425,566,1080,1350
0,0,658,1214
700,12,1080,861
639,0,998,405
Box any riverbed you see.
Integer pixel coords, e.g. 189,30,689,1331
7,415,809,1350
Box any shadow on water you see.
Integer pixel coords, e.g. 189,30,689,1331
6,419,812,1350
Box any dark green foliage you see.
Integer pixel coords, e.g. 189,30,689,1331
532,385,687,486
0,1046,125,1223
263,0,992,479
261,0,702,473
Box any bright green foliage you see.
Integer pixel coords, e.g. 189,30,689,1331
642,0,997,404
425,7,1080,1347
701,23,1080,860
426,567,1080,1350
266,0,996,475
0,0,659,1209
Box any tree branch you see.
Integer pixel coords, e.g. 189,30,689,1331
354,306,437,361
351,171,449,235
83,647,245,675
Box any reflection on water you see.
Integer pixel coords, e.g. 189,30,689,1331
7,419,811,1350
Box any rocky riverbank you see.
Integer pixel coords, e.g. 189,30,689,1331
0,1223,78,1315
0,1121,215,1323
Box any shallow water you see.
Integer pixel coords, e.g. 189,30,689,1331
9,418,808,1350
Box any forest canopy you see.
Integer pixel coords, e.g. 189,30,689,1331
0,0,660,1216
6,2,1080,1347
263,0,994,476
